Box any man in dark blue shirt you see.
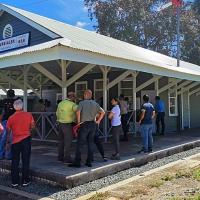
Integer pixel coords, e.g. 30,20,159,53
155,96,165,135
138,95,155,153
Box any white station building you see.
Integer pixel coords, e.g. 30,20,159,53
0,3,200,139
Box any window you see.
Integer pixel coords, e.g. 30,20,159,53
94,79,103,101
168,89,178,116
3,24,13,39
119,79,133,110
94,79,109,101
75,81,87,100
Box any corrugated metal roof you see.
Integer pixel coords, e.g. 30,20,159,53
1,3,200,77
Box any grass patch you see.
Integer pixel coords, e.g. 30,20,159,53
148,180,164,188
193,168,200,181
88,192,109,200
161,174,175,181
175,170,192,179
130,188,148,197
170,194,200,200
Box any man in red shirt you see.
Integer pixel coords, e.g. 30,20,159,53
6,99,35,187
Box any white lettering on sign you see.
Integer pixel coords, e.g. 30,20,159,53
0,33,30,53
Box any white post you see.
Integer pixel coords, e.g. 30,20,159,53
61,60,67,100
132,72,137,135
155,79,159,96
188,91,191,129
102,66,109,142
181,90,184,130
23,66,28,111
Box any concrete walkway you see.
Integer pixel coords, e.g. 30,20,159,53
1,128,200,188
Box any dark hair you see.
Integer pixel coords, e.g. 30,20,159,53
143,94,149,102
39,99,44,103
119,94,124,98
7,89,15,98
112,97,119,104
125,97,129,101
155,96,160,100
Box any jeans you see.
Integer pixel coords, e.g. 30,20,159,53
156,112,165,134
140,124,153,152
93,127,104,158
58,123,72,162
11,137,31,184
0,120,12,159
74,121,96,164
121,114,129,139
111,125,122,154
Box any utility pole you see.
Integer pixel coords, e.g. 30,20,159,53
176,6,181,67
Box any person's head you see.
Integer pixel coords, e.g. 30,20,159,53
119,94,125,100
7,89,15,99
125,97,129,102
155,96,160,101
38,99,44,104
143,94,149,103
84,90,92,100
111,97,119,106
13,99,23,111
67,92,76,102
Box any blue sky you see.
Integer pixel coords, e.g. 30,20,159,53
0,0,95,30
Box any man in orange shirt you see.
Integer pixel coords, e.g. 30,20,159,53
6,99,35,187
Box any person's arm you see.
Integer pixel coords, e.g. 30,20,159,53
152,111,156,119
76,110,81,124
139,110,145,124
30,115,35,130
96,110,105,125
108,111,114,120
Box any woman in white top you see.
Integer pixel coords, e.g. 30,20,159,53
108,98,122,160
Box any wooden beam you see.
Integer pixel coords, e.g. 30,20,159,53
189,87,200,96
178,82,200,95
177,80,191,90
107,70,132,90
64,64,96,87
31,63,63,87
158,79,181,94
136,76,160,92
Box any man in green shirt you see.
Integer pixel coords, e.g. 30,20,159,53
56,92,77,163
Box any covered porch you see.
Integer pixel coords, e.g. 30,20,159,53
0,39,200,140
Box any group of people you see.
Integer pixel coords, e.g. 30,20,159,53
0,89,35,187
56,89,166,167
0,88,166,187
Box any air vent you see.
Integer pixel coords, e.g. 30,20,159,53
3,24,13,39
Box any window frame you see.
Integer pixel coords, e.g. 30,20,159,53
75,81,88,100
168,88,178,116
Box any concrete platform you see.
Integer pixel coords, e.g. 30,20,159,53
1,129,200,188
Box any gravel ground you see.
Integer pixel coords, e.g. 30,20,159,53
0,147,200,200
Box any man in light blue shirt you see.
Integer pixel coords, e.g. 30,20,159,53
155,96,165,135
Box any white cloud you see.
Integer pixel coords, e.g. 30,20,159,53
75,21,89,28
83,6,88,13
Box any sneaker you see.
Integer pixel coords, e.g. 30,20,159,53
11,183,19,188
22,181,31,187
103,157,108,162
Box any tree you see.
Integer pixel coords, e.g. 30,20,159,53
85,0,200,65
